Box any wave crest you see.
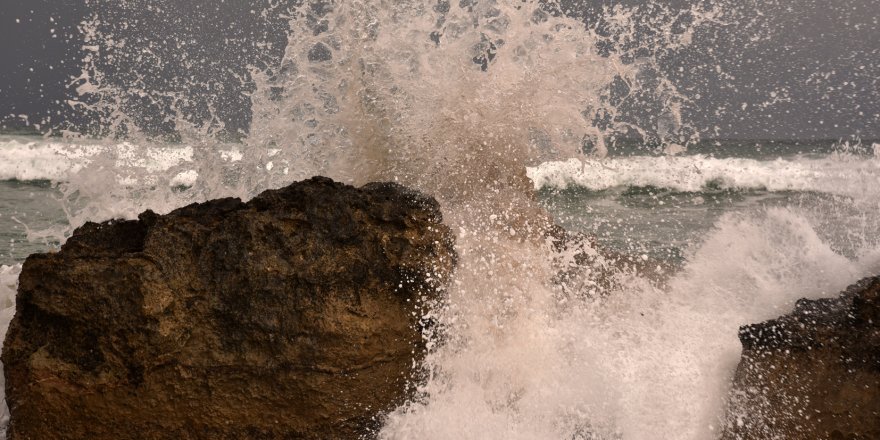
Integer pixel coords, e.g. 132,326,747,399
528,154,880,198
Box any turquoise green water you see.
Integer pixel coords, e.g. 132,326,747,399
2,136,879,266
0,174,816,266
0,180,65,265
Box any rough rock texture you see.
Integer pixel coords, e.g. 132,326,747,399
722,276,880,440
2,177,456,440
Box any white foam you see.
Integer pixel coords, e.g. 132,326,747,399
0,138,100,181
0,137,196,183
528,155,880,198
381,207,880,439
1,0,875,436
0,264,21,434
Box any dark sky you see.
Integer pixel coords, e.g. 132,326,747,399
0,0,87,129
1,0,878,139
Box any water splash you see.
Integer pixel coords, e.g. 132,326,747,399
380,206,880,439
0,264,20,433
4,0,879,439
55,0,709,234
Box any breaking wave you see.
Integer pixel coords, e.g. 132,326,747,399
0,138,196,185
1,0,878,439
529,153,880,197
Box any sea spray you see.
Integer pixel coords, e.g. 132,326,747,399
1,0,878,439
0,264,19,432
54,0,706,234
380,206,880,439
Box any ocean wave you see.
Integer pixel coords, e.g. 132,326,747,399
527,154,880,198
0,138,202,184
0,139,100,181
6,138,880,201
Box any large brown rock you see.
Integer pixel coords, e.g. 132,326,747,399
1,176,456,440
722,276,880,440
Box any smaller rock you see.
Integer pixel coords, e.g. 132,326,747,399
722,276,880,440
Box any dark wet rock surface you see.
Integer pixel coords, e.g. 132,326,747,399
722,276,880,440
2,176,456,440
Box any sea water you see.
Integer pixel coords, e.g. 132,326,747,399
2,135,879,438
1,0,879,438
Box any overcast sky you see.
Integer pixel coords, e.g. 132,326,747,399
1,0,878,139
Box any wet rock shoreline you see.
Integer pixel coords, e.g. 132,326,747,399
723,276,880,439
2,174,878,439
2,177,456,440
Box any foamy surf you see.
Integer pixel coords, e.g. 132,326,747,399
6,137,880,200
0,0,877,438
528,154,880,198
0,138,103,182
0,264,19,433
379,205,880,440
0,137,240,186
